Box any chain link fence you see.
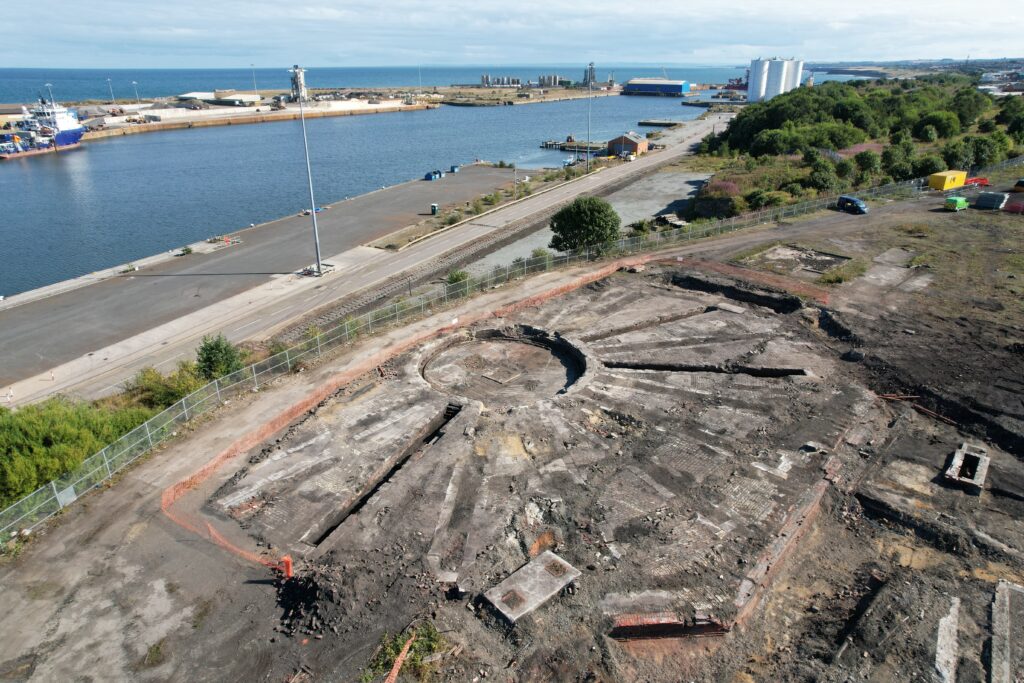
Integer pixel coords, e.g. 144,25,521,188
3,155,1022,539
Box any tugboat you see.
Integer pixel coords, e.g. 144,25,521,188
0,98,86,159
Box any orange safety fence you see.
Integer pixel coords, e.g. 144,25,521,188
159,255,647,572
385,635,416,683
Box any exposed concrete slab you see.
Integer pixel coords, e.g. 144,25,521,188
991,580,1024,683
484,551,581,623
935,596,960,683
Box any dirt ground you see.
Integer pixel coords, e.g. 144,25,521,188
1,191,1022,683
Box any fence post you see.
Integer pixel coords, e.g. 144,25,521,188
252,365,259,390
315,333,322,357
284,348,291,370
182,397,189,422
144,421,154,449
215,378,222,402
51,481,62,509
102,448,112,478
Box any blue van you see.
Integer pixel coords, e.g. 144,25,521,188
837,195,868,215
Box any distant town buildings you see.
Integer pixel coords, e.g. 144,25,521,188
480,74,521,87
538,74,566,87
747,58,804,102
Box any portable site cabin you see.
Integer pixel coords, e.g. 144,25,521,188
928,170,967,191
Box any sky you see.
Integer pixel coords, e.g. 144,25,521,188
10,0,1021,68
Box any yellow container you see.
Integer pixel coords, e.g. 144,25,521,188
928,170,967,191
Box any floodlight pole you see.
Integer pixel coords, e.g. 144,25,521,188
587,78,592,174
298,96,323,275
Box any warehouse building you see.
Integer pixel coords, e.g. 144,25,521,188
622,78,692,96
607,132,649,156
747,58,804,102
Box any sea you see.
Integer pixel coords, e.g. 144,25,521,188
0,66,862,297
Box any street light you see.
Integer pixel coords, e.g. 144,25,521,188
294,78,323,275
106,78,115,104
251,64,258,96
587,77,592,174
131,81,141,106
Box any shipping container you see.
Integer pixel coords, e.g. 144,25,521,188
928,170,967,191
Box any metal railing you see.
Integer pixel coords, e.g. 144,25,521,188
2,155,1021,539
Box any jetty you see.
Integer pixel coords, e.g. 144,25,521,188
540,139,606,152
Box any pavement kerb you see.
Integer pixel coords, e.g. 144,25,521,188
159,252,648,572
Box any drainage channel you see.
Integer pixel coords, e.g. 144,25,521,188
309,402,463,547
602,360,807,378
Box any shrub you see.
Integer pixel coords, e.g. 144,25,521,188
913,111,960,139
471,198,485,215
0,398,154,507
912,154,946,177
446,269,469,285
835,159,856,179
196,334,243,381
126,362,206,409
917,124,938,143
854,150,882,175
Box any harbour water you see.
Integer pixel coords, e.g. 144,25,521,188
1,94,708,296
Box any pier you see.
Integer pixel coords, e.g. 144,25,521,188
638,119,688,127
540,139,607,152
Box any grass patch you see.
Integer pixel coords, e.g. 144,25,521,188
141,640,166,668
817,258,869,285
191,598,214,630
895,222,933,238
361,622,445,682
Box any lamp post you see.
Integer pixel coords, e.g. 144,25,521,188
297,93,323,275
251,64,258,95
106,78,115,104
131,81,141,106
586,78,592,174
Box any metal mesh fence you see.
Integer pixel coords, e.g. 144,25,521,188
2,155,1022,538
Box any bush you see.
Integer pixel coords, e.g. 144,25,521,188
912,154,946,177
806,159,841,192
446,269,469,285
530,247,554,269
126,362,206,409
0,398,154,507
549,196,621,252
471,198,485,215
835,159,856,179
913,111,960,139
854,150,882,175
745,189,787,209
917,124,938,142
196,334,243,381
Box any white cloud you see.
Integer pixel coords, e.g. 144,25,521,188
11,0,1021,67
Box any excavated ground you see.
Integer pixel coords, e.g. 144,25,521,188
192,262,1024,682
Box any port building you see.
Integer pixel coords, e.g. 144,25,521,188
607,132,649,156
747,58,804,102
622,78,692,97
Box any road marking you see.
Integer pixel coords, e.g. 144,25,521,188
154,351,186,369
230,319,263,335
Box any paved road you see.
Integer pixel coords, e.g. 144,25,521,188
0,165,514,386
3,114,731,403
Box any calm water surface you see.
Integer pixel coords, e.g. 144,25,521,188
1,95,709,295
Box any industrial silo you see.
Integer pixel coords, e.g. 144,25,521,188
784,60,804,92
747,59,769,102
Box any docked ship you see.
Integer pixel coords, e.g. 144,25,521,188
0,99,86,159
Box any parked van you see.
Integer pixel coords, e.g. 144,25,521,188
945,196,969,212
837,195,868,215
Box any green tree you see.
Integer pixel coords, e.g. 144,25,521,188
195,334,243,381
854,150,882,175
548,196,621,252
949,88,991,127
941,140,974,170
835,159,856,179
806,159,841,192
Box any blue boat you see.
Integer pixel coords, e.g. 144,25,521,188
0,98,86,159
